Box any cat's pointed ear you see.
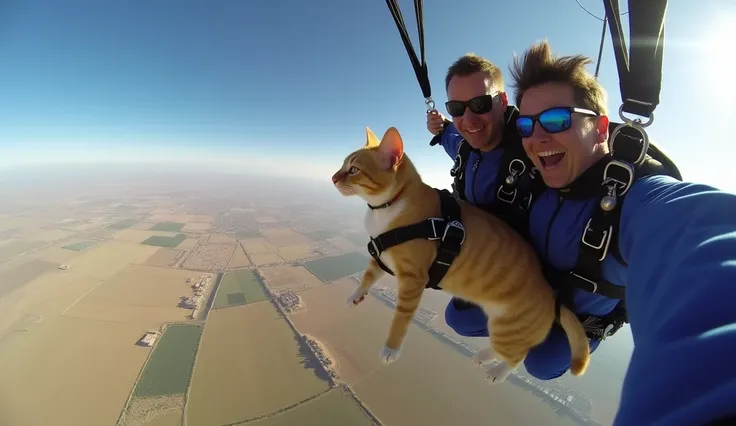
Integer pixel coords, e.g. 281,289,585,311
378,127,404,169
365,127,380,148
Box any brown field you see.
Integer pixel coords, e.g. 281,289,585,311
0,257,58,299
186,302,330,425
209,233,237,243
289,279,382,384
250,253,285,266
181,243,236,271
181,222,211,232
326,236,361,252
291,281,576,426
241,237,279,255
277,244,316,261
255,214,279,223
62,241,159,281
112,229,179,244
28,245,83,264
0,238,48,262
175,238,199,250
147,214,213,223
259,228,311,247
64,264,195,328
227,244,251,269
0,315,151,426
20,229,76,242
141,410,181,426
142,248,185,268
259,265,323,292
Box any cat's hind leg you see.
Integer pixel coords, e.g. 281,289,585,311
472,347,497,367
484,315,531,384
346,257,385,307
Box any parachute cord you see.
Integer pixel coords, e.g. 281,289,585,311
594,16,607,78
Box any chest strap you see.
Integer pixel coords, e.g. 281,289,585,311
365,189,466,290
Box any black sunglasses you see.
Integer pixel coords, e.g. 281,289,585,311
445,94,497,117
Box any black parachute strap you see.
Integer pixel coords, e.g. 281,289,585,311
450,139,474,201
385,0,434,111
603,0,667,119
426,189,465,290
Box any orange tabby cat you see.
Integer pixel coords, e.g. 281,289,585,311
331,126,590,384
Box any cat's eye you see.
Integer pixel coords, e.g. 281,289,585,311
348,166,359,175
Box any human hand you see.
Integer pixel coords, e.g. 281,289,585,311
427,110,448,136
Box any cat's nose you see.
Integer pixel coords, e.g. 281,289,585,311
332,173,342,184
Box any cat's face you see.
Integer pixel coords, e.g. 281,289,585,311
332,127,404,203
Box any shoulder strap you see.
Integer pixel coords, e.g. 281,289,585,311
450,140,472,201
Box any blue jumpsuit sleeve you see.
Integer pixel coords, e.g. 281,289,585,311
437,122,463,159
615,175,736,426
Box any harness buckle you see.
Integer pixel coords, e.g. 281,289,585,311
602,159,635,197
442,220,466,245
496,186,517,204
581,218,612,261
609,121,650,167
569,271,599,293
367,238,381,259
427,217,445,240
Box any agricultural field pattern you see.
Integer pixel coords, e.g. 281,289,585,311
0,170,631,426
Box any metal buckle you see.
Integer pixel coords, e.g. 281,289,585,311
602,159,635,197
581,218,612,261
609,122,650,167
619,100,654,128
569,271,599,293
496,186,517,204
508,158,526,175
367,239,381,258
425,97,436,113
427,218,445,240
442,220,466,245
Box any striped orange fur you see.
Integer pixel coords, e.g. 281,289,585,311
332,126,590,384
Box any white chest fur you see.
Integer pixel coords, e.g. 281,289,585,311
364,199,406,274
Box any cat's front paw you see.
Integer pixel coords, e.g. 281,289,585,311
345,289,368,307
485,361,512,384
380,346,401,364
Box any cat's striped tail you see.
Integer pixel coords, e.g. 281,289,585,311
558,305,591,376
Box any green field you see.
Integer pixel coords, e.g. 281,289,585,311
303,230,338,241
236,230,260,239
212,269,269,309
256,388,374,426
303,252,369,282
149,221,186,232
61,241,97,251
106,219,138,230
133,324,203,397
141,234,186,248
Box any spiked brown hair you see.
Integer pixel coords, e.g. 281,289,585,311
509,40,607,115
445,53,504,92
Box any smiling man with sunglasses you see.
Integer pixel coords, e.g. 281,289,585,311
458,40,735,426
426,54,550,348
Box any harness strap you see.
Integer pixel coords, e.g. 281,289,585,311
385,0,433,105
365,189,465,290
450,140,473,201
603,0,667,118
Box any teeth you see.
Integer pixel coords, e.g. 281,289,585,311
538,150,564,157
467,127,483,133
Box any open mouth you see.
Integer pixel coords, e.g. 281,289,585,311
538,150,565,168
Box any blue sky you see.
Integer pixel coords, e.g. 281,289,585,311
1,0,734,190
